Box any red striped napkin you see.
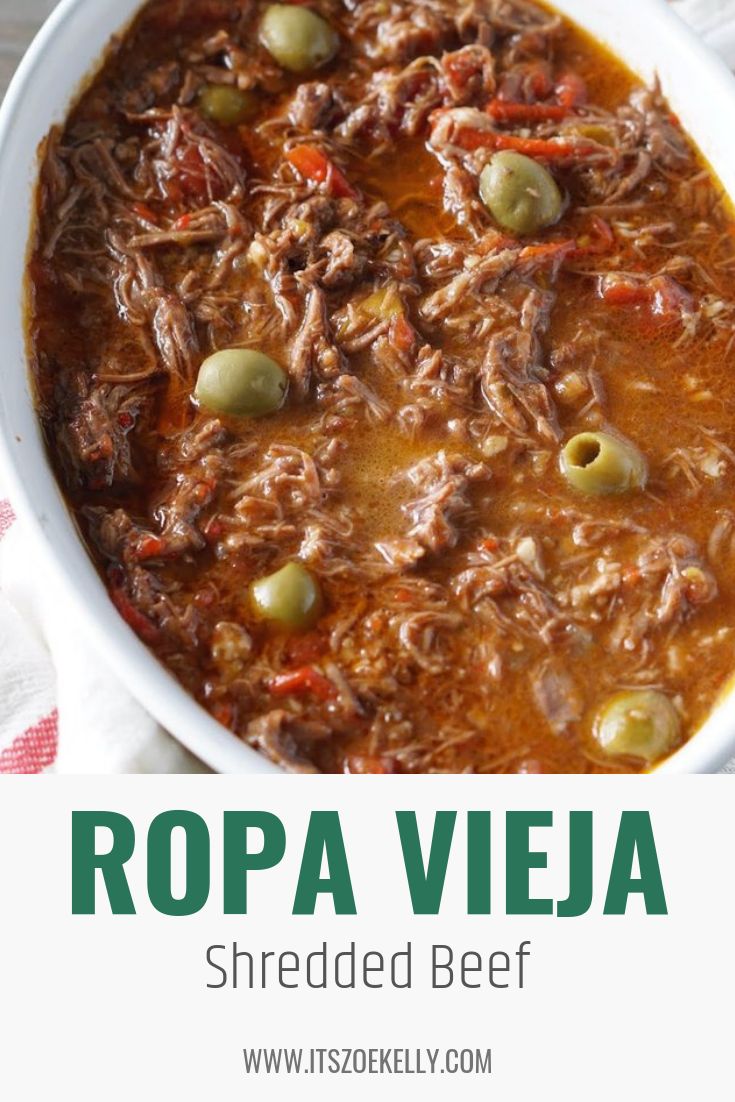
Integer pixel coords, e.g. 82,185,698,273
0,502,58,772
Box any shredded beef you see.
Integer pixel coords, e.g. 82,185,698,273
30,0,735,775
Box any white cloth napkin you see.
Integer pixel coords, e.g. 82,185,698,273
0,0,733,773
673,0,735,65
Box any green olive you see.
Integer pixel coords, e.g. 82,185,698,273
197,84,257,125
195,349,288,417
479,150,563,235
594,690,680,763
250,563,324,630
260,4,339,73
561,432,647,495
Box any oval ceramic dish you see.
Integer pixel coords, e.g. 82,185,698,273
1,0,734,773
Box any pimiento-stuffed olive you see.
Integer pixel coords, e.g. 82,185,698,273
479,150,563,235
195,349,288,417
593,690,680,763
197,84,257,125
250,563,324,630
561,431,647,495
260,4,339,73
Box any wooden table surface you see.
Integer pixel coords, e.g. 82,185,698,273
0,0,57,98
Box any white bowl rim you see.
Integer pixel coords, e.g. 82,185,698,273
0,0,733,774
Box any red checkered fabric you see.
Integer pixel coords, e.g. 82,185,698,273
0,499,59,774
0,709,59,774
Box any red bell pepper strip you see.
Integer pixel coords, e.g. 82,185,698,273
601,282,654,308
132,536,167,562
487,70,586,122
600,275,694,321
443,48,487,95
286,145,357,199
268,666,337,701
518,219,614,269
132,202,159,224
518,239,577,266
555,71,588,109
110,584,160,644
454,128,594,159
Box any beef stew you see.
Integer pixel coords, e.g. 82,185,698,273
27,0,735,773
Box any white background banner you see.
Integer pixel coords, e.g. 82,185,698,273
0,777,732,1100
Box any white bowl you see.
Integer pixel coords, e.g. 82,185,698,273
0,0,733,773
